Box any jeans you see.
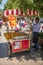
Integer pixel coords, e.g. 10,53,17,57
33,32,39,49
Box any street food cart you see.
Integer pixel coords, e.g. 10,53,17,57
3,9,39,56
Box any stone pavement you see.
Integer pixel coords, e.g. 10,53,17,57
0,50,43,65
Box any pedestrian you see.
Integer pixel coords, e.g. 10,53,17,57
0,19,3,36
8,41,12,60
32,17,41,51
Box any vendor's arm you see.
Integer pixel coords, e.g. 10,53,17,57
30,22,35,31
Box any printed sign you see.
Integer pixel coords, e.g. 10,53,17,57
14,41,20,49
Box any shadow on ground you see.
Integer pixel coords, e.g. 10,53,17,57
0,43,43,62
12,48,43,62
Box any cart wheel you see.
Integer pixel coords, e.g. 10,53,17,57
27,49,30,53
26,48,31,53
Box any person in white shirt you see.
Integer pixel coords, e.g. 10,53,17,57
32,17,41,50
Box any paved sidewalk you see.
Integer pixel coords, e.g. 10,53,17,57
0,50,43,65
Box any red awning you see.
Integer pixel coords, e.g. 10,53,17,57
4,9,39,16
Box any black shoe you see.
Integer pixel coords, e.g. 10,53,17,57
41,46,43,51
32,46,35,48
34,48,38,51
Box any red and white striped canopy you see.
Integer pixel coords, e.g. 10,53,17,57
4,9,39,16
